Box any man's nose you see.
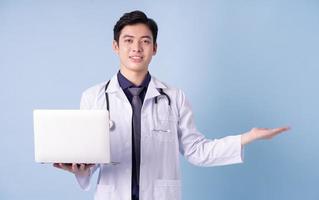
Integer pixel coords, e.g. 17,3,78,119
132,41,142,52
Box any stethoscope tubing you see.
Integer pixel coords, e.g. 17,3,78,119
104,80,171,128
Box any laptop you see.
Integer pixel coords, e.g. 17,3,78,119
33,109,111,164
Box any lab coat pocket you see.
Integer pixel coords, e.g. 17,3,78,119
152,119,176,142
94,184,115,200
154,179,181,200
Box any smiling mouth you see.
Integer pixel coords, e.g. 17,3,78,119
129,56,143,62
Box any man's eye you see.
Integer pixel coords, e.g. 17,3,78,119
143,40,151,44
124,39,133,43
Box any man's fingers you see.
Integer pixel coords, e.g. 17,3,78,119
60,163,72,171
59,163,67,170
53,163,93,170
271,126,290,134
79,164,85,171
85,164,95,170
276,126,290,132
264,126,290,139
72,163,79,172
53,163,61,169
251,126,291,140
53,163,73,172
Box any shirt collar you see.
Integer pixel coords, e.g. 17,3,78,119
117,70,151,90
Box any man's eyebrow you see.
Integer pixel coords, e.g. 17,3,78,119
121,35,152,39
122,34,134,38
140,36,152,40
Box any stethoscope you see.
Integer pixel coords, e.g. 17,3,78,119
104,80,171,129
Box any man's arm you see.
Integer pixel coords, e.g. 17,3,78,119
177,89,290,167
52,91,98,190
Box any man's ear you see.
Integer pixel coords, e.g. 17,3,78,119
153,43,157,55
112,40,119,54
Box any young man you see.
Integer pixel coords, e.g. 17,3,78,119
54,10,289,200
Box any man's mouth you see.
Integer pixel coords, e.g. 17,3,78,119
129,55,143,62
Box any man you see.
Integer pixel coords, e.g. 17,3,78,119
54,10,289,200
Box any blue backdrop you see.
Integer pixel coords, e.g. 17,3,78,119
1,0,318,199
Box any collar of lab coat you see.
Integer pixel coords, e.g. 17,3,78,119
105,73,167,101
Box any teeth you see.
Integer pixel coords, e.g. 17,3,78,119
131,56,142,59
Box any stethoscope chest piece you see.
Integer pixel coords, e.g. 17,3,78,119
109,120,114,130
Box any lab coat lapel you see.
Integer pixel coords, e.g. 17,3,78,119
144,76,167,102
105,74,130,104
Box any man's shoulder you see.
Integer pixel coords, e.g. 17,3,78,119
151,76,185,99
151,76,180,92
82,81,108,97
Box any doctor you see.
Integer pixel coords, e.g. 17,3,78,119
54,10,289,200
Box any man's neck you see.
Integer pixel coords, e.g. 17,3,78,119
120,67,148,86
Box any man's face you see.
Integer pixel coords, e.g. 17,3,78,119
113,23,157,74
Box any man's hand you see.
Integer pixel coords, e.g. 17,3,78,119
53,163,95,177
241,126,290,146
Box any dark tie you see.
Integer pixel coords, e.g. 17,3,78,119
128,87,143,200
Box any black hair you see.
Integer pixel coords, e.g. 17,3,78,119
113,10,158,44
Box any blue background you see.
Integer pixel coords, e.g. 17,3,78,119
1,0,318,199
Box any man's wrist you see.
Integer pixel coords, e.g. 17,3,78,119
241,130,255,146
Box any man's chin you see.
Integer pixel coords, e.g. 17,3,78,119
122,65,148,73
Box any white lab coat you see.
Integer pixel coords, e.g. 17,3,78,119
76,74,244,200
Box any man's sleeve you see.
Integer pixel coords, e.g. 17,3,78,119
80,91,92,110
177,89,244,167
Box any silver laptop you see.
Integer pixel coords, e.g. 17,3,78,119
33,109,111,164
